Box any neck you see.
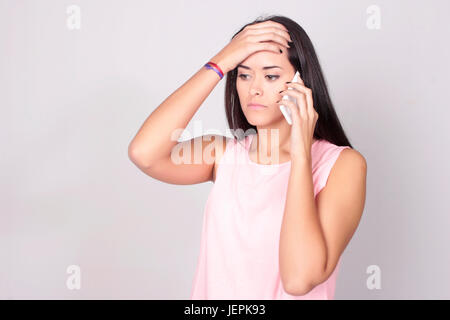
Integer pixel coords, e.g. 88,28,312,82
251,120,317,156
252,128,289,155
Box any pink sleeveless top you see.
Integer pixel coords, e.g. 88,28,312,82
190,133,351,300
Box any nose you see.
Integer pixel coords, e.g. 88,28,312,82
249,82,262,96
250,89,261,96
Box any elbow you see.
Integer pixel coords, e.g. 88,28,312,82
128,144,139,164
284,279,315,296
282,274,317,296
280,258,327,296
128,144,150,168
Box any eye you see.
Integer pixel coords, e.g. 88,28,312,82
237,74,280,81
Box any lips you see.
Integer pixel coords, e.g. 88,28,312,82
248,103,267,109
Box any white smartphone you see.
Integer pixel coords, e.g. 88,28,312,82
279,70,301,125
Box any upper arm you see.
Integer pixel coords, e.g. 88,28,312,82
314,148,367,285
131,134,227,185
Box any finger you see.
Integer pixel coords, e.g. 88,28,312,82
244,24,292,48
249,32,290,48
246,25,292,43
295,93,307,120
252,41,284,54
247,20,290,36
285,83,314,117
278,89,308,119
278,99,299,125
277,98,299,116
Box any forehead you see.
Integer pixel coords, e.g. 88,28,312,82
238,49,290,71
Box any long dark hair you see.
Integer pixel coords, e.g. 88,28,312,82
224,14,353,149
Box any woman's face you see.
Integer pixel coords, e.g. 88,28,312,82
236,44,295,126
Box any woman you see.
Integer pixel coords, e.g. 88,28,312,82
128,15,367,300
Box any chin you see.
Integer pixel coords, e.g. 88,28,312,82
246,117,275,127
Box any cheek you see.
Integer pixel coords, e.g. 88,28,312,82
236,85,246,100
236,81,244,92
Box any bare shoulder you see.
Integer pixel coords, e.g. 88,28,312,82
316,147,367,207
326,147,367,189
337,148,367,171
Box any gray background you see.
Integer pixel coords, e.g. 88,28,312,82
1,0,449,299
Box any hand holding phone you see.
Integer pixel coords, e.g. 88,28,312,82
279,70,301,125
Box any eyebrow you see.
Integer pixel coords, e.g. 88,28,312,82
237,64,283,70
